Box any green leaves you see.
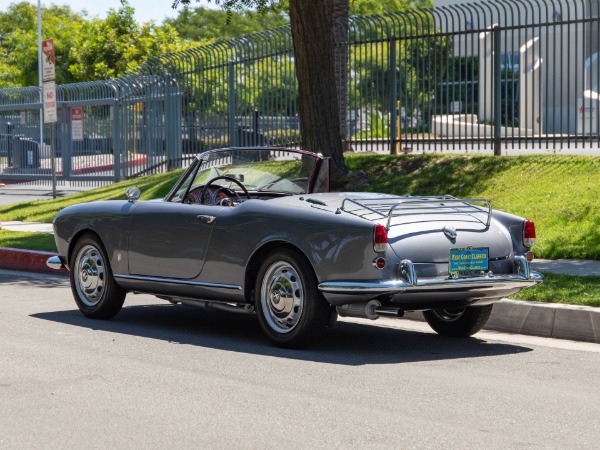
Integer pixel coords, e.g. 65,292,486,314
69,4,197,81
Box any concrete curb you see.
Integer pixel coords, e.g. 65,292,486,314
0,248,68,276
405,299,600,344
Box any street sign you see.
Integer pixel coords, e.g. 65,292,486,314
42,39,56,82
43,81,57,123
71,107,83,141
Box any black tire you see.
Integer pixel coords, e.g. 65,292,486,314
255,249,330,348
69,234,126,319
422,305,493,337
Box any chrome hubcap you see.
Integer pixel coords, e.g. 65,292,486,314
74,245,105,307
431,307,466,322
261,261,303,334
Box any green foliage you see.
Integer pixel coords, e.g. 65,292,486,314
350,0,433,15
0,0,197,88
164,6,288,41
511,273,600,307
0,2,87,87
69,1,197,81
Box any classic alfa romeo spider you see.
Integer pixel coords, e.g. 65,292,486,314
48,147,542,348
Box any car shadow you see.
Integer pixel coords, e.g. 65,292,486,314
32,302,532,366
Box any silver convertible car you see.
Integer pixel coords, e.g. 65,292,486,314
48,147,542,348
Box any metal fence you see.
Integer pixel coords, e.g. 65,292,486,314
344,0,600,154
0,0,598,186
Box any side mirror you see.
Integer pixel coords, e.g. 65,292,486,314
125,186,141,202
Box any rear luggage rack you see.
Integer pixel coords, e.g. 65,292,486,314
340,195,492,228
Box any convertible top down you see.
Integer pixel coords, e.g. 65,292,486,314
48,147,542,348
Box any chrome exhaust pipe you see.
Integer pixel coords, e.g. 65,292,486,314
337,300,405,320
337,300,382,320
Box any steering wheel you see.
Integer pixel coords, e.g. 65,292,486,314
197,176,251,205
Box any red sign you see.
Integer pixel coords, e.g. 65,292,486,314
71,107,83,121
42,38,56,82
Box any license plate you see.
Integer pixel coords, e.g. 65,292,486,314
449,247,489,274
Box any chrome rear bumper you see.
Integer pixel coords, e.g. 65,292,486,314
318,256,542,296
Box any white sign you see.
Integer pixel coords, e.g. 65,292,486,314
71,107,83,141
43,81,57,123
42,39,56,82
451,101,462,113
20,111,26,124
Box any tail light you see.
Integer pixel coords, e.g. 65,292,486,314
523,220,536,247
374,224,388,252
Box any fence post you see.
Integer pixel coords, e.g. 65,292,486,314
165,77,183,170
113,101,121,182
493,25,502,156
6,122,13,167
389,37,398,155
253,109,260,146
228,62,237,147
63,104,72,178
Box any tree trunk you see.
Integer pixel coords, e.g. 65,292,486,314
289,0,348,184
332,0,350,152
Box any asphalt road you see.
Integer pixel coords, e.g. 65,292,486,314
1,269,599,449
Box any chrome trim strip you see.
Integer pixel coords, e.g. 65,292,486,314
318,257,543,295
114,274,242,290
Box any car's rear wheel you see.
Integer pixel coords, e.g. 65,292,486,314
70,234,126,319
255,249,330,348
422,304,493,337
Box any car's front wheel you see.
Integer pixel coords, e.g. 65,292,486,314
422,305,493,337
69,234,126,319
255,249,330,348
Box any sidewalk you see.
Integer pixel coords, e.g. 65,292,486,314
1,221,599,344
530,258,600,276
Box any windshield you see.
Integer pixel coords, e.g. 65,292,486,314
168,148,328,203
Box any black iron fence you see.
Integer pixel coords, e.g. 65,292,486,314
0,0,598,186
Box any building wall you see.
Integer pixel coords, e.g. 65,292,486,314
433,0,597,134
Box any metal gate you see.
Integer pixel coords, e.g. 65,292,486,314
0,76,181,187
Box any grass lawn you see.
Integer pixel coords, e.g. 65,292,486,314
0,169,182,224
0,229,57,252
511,273,600,307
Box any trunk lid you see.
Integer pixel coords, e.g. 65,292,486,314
308,193,512,263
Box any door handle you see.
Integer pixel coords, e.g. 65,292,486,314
197,215,216,224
